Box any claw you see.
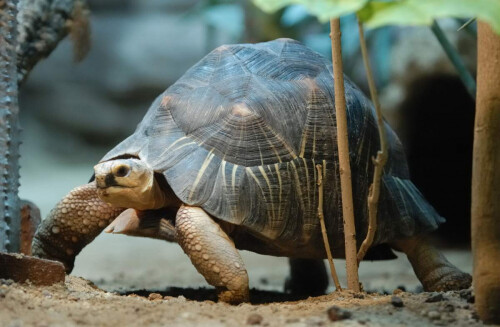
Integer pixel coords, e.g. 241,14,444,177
105,208,140,234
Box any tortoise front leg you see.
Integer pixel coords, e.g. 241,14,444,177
175,205,249,304
391,236,472,291
32,182,124,273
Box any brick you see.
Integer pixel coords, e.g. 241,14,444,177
0,252,65,285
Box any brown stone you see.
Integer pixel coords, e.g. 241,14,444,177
20,200,41,255
0,252,65,285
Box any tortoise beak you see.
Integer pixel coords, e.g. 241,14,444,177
95,173,117,189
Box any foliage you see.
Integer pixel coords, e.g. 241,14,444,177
253,0,500,33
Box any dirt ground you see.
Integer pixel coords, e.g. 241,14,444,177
0,271,482,327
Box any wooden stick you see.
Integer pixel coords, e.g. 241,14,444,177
355,17,388,264
329,18,360,291
316,164,342,291
471,21,500,324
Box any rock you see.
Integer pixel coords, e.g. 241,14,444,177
259,277,269,285
396,285,407,292
428,311,441,320
41,290,52,298
0,279,14,286
391,296,404,308
148,293,163,301
246,313,263,325
326,306,352,321
425,293,445,303
393,288,404,295
459,289,475,303
443,304,455,312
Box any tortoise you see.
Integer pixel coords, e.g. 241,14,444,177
32,38,471,303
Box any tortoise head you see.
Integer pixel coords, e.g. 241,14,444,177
94,158,167,210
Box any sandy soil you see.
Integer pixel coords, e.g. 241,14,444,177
0,275,481,327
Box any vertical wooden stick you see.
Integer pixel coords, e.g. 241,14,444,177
330,18,360,291
472,21,500,324
355,17,388,264
316,164,342,291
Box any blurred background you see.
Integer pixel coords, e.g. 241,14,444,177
18,0,475,293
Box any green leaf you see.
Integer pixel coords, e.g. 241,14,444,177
358,0,500,34
253,0,369,21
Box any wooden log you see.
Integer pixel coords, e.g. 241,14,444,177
0,252,65,286
472,21,500,324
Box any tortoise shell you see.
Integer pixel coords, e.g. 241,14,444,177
101,38,443,251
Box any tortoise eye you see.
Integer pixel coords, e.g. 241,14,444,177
114,164,130,177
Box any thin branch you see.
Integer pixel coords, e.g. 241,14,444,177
457,17,476,32
355,17,388,264
431,20,476,99
316,164,342,291
329,18,360,292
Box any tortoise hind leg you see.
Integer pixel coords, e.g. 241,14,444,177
32,182,124,273
391,236,472,291
285,258,328,296
175,205,249,304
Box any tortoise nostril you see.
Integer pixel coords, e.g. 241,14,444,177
114,164,130,178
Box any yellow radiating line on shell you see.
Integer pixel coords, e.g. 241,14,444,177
246,167,273,228
258,166,276,221
299,129,308,158
290,161,304,213
302,157,311,211
274,163,282,220
232,164,239,194
188,149,215,202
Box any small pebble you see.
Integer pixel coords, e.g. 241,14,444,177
0,279,14,286
428,311,441,320
391,296,404,308
425,293,445,303
246,313,263,325
459,289,475,303
396,285,407,292
68,294,79,301
393,288,404,295
470,311,480,321
42,290,52,299
443,304,455,313
0,289,6,298
327,306,352,321
148,293,163,301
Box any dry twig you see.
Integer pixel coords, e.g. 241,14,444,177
329,18,360,291
316,164,342,291
355,17,388,264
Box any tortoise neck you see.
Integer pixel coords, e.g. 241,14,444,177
151,173,182,209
